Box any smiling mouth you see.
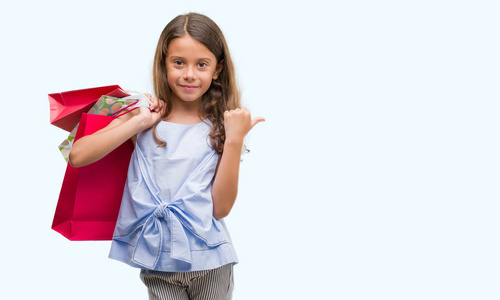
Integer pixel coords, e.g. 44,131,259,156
180,85,198,91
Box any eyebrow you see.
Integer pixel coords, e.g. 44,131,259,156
169,56,213,62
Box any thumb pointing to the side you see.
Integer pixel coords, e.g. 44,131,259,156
250,117,266,130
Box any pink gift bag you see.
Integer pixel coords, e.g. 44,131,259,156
51,113,134,240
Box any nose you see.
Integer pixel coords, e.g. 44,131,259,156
183,65,196,81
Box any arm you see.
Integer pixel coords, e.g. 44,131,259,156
69,96,164,168
211,107,265,220
211,139,243,220
69,114,141,168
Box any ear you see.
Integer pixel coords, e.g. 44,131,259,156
213,60,224,80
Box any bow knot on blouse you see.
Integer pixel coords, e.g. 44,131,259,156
153,205,166,218
132,202,192,269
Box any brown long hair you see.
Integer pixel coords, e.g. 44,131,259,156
152,13,241,154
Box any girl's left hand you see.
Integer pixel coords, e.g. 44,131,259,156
224,107,265,144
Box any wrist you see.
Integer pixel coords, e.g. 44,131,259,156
126,116,143,134
224,137,244,147
130,114,150,133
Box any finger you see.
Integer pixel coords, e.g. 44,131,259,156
145,93,154,109
151,97,160,111
250,117,266,130
151,110,162,123
158,101,166,114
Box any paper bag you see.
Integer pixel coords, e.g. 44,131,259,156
49,85,128,132
51,113,134,240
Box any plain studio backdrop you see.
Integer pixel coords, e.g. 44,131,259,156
0,0,498,299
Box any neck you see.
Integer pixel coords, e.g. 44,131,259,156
170,94,202,114
164,94,205,124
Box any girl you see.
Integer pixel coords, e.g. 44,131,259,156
69,12,264,300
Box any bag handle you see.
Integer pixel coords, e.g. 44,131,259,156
121,90,152,107
109,91,153,118
110,100,140,118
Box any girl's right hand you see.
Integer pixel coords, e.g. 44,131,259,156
145,93,164,113
69,94,166,168
132,94,166,132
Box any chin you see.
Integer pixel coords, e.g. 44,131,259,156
182,95,203,102
177,96,203,103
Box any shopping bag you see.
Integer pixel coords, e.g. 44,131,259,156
49,85,129,132
51,113,134,240
57,92,151,162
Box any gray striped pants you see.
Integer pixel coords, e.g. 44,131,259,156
140,264,234,300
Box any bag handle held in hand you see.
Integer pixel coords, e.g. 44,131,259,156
109,91,153,118
121,91,152,107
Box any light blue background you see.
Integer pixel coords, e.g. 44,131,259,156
1,0,499,299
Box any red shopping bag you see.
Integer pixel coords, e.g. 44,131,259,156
52,113,134,240
49,85,129,132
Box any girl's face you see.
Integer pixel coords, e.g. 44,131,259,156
165,35,222,105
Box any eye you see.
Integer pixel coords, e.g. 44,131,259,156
197,62,207,68
173,60,184,66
